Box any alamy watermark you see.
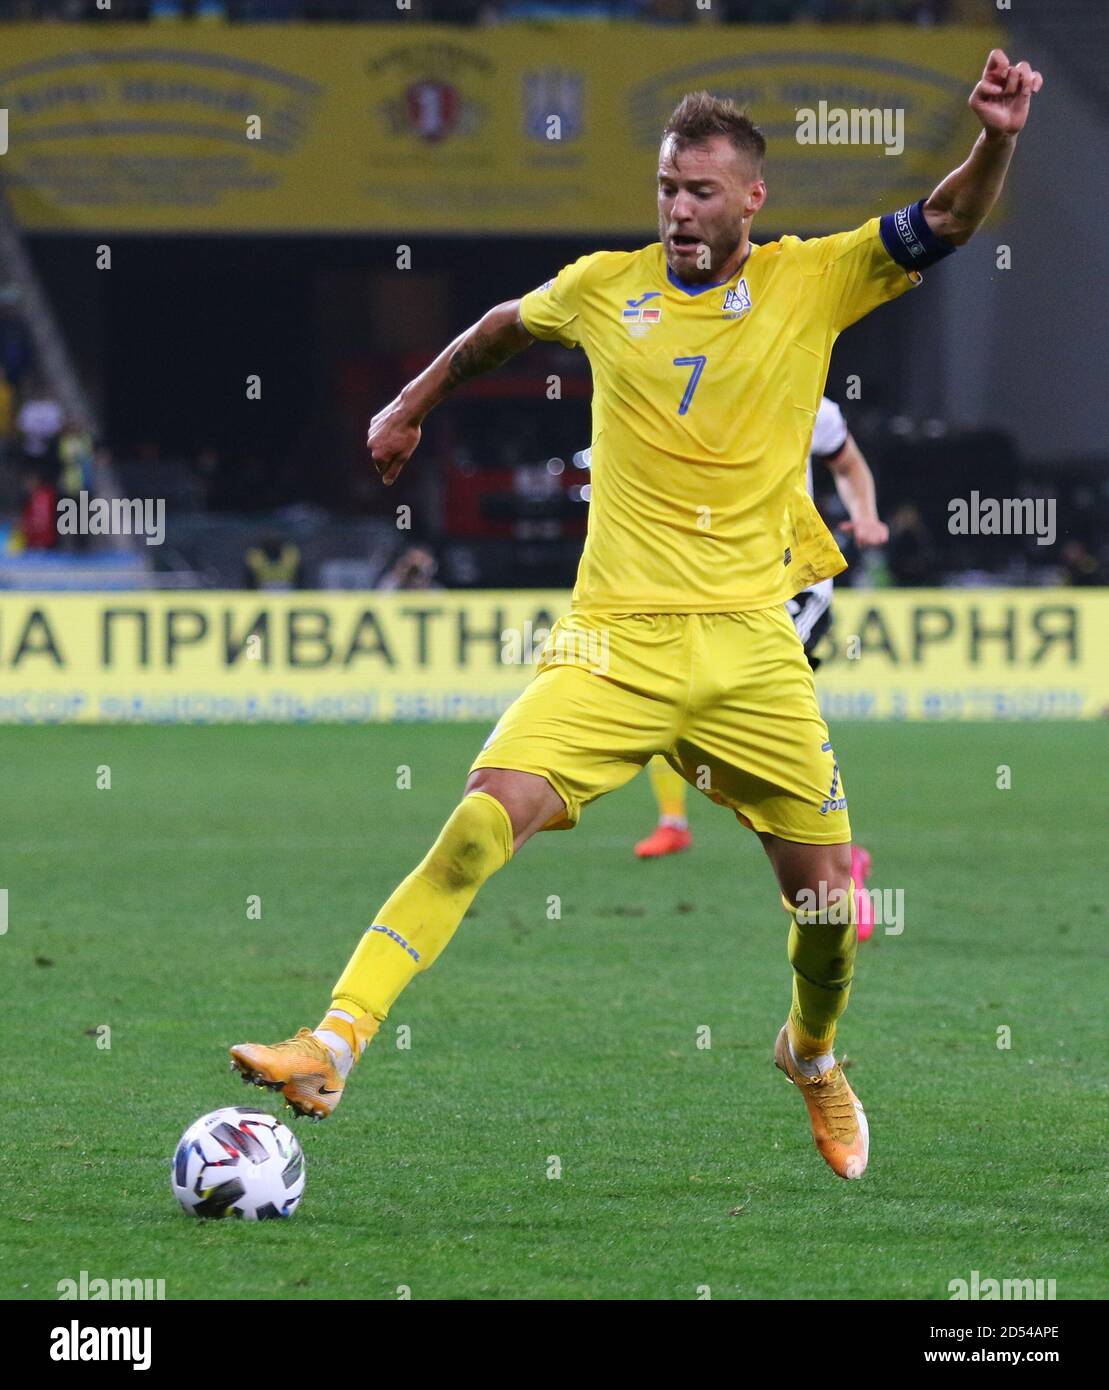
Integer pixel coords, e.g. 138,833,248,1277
948,492,1055,547
49,1322,152,1371
57,1270,165,1301
796,101,904,157
794,881,905,935
948,1270,1057,1301
57,491,165,547
501,619,610,675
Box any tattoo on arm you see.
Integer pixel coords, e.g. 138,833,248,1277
446,328,520,387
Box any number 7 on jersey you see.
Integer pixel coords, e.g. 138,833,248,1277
672,356,707,416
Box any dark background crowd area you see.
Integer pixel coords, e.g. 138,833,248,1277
0,1,979,28
2,0,1103,593
4,259,1105,593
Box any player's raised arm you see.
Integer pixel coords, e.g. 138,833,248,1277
922,49,1043,247
367,299,534,485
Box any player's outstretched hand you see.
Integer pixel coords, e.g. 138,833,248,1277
969,49,1042,136
367,395,422,486
840,518,889,549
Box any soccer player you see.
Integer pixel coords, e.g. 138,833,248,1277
232,51,1041,1181
634,397,886,877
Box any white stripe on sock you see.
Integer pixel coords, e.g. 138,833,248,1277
314,1028,354,1079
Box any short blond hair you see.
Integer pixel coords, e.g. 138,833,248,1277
662,91,766,171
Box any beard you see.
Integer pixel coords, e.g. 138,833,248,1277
660,206,748,282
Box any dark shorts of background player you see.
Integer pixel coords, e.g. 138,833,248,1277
789,590,834,672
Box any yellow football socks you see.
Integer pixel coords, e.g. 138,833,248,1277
648,754,688,823
784,881,856,1057
320,791,514,1055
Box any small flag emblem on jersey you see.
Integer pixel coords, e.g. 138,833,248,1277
622,302,662,337
722,278,752,319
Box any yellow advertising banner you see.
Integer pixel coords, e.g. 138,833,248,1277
0,22,999,234
0,590,1104,724
811,589,1109,721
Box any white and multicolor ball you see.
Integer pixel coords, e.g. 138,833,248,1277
171,1107,305,1220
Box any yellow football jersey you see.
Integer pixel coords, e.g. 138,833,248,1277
519,221,920,613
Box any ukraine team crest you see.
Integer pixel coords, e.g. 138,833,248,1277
722,279,752,320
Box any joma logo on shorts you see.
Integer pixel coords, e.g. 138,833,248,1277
820,743,846,813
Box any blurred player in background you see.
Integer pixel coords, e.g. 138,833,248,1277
231,51,1041,1183
243,534,303,592
634,396,885,937
376,543,442,592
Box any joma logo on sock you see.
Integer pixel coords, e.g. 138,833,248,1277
369,924,420,962
948,1270,1057,1300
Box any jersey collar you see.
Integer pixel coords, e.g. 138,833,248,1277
665,244,754,296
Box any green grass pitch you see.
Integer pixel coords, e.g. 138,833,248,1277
1,722,1105,1300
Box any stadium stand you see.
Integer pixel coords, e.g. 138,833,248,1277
1,0,1104,595
0,1,984,24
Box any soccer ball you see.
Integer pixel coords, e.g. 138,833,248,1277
171,1106,305,1220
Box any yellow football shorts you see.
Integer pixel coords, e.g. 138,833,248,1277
470,607,850,845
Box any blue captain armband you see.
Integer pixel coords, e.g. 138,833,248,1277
879,198,958,271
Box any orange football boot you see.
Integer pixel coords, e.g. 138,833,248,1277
229,1028,345,1120
634,823,692,859
774,1024,869,1179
